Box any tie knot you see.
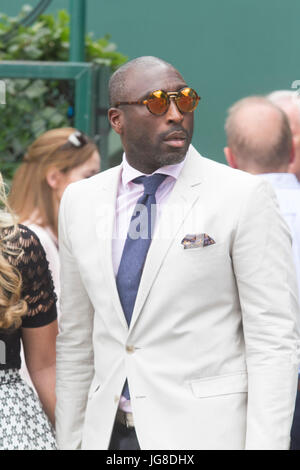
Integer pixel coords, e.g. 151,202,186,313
133,173,168,195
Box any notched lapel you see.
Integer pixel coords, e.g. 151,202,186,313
129,165,204,332
95,166,128,330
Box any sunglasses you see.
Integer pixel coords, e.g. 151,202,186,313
115,87,200,116
59,131,89,151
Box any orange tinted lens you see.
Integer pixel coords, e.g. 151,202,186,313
177,88,199,112
146,90,168,115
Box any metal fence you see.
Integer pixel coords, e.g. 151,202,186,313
0,61,114,181
0,76,74,179
0,0,124,181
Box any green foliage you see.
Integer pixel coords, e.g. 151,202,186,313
0,5,127,182
0,6,127,67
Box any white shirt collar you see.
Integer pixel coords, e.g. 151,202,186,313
256,172,300,190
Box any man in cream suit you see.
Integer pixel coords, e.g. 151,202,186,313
56,56,299,450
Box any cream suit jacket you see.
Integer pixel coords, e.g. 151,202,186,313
56,145,300,450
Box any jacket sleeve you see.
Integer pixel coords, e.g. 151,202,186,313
55,184,95,450
232,179,300,449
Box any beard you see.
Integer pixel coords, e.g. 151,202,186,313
124,125,193,173
154,147,187,167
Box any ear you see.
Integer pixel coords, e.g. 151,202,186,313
290,136,297,165
45,167,63,190
289,136,297,165
224,147,238,169
108,107,123,135
288,137,297,173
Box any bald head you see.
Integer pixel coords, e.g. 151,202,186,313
108,56,181,106
225,96,293,174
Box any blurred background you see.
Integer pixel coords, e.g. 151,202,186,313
1,0,299,174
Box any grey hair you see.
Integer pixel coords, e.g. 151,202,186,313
108,56,177,107
267,90,300,121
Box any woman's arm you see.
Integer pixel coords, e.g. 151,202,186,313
22,320,58,427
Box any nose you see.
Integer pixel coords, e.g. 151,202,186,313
165,98,184,123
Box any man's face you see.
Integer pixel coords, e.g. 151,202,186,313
110,64,194,173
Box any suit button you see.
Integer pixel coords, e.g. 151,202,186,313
126,345,135,354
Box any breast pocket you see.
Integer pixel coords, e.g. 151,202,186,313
180,241,229,279
188,371,248,398
88,382,101,400
182,241,223,255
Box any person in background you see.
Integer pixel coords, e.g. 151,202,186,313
9,127,101,318
268,90,300,181
224,94,300,450
8,128,100,388
0,173,58,450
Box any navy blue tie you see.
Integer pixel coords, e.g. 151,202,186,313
116,173,167,399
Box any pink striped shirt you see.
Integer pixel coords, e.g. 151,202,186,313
113,152,186,412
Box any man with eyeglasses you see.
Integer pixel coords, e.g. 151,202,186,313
56,56,299,450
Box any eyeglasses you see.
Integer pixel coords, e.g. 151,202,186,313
115,87,200,116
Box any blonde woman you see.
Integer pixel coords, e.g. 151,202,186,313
9,128,101,317
0,174,57,450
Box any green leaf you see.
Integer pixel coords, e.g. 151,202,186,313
24,80,48,99
0,8,128,181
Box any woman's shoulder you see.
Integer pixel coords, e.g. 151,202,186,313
0,223,58,323
24,223,56,247
18,223,49,259
2,223,41,244
1,224,46,268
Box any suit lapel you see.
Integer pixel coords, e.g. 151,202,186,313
94,165,129,330
129,148,205,332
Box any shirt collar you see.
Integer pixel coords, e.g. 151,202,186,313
256,172,300,190
121,149,188,188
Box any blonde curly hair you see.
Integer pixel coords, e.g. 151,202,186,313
0,174,27,329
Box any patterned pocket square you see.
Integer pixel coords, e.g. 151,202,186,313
181,233,216,249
